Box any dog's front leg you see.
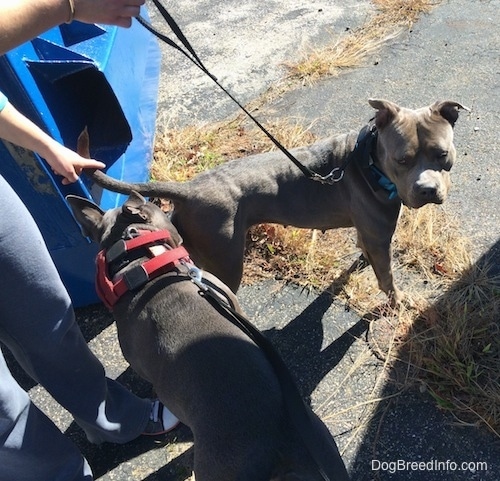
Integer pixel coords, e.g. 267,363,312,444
356,230,401,305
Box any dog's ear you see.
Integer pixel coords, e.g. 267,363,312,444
77,127,91,158
122,191,149,220
124,191,147,208
66,195,105,242
430,100,470,127
368,98,401,129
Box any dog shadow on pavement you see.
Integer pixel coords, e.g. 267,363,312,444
263,287,369,400
350,239,500,481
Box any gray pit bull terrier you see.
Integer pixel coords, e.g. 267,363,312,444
85,99,467,303
67,192,349,481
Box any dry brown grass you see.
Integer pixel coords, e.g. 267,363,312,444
151,117,317,182
411,263,500,435
284,0,436,83
152,119,251,182
244,205,470,300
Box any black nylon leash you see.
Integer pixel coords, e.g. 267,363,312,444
137,0,344,184
186,267,350,481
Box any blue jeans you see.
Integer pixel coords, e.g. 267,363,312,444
0,174,150,480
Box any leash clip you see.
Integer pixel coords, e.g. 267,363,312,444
124,226,141,239
186,263,208,292
311,167,345,185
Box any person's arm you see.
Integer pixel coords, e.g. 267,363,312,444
0,93,105,185
0,0,145,54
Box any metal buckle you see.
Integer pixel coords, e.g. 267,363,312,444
124,226,141,239
186,264,208,292
311,167,344,185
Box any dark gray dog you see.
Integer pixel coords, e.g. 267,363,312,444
67,192,349,481
85,99,467,303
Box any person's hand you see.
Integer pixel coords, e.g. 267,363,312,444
0,100,105,185
73,0,146,27
45,143,106,185
0,0,148,54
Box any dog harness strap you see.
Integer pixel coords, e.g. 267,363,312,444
106,230,171,263
112,246,190,297
96,250,120,309
95,229,190,309
125,230,170,250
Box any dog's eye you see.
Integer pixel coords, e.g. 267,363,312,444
442,155,453,171
397,155,408,165
436,150,453,170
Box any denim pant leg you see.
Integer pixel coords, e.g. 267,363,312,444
0,347,93,481
0,175,150,447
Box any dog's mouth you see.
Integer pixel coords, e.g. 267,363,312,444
399,175,448,208
404,192,447,209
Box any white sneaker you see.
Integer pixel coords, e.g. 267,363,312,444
142,399,179,435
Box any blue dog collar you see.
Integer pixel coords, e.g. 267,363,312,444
351,124,399,200
369,164,399,200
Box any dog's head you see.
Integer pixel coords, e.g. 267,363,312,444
66,191,183,249
369,98,468,208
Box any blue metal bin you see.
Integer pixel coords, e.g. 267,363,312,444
0,11,160,307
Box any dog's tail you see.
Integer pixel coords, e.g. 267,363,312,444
85,168,190,203
78,127,190,203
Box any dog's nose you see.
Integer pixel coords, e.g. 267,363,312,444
418,185,437,197
417,185,443,204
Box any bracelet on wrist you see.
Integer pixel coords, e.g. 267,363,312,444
66,0,75,24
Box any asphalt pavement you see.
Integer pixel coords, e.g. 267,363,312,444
8,0,499,480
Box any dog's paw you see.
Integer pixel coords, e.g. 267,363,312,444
387,289,423,312
387,287,403,307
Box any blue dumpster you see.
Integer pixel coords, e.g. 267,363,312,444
0,11,161,307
